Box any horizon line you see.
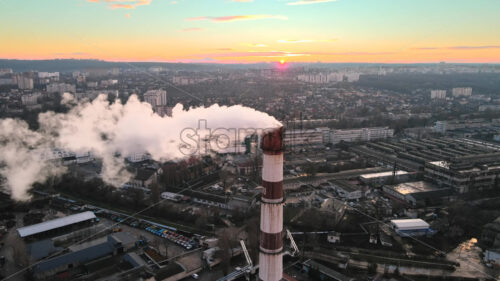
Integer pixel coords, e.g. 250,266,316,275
1,57,500,65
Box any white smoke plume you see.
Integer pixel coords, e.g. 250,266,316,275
0,119,66,200
0,94,281,200
61,92,77,106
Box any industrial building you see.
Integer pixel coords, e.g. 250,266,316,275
166,187,254,210
359,170,410,185
425,155,500,193
433,119,499,134
330,127,394,144
353,137,500,193
17,211,97,239
329,179,363,200
283,128,324,147
390,219,433,237
33,232,137,279
383,181,452,207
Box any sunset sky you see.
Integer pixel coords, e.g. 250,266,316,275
1,0,499,63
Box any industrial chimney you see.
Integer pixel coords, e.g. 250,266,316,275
259,127,284,281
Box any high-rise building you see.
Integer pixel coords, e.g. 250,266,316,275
47,83,76,93
344,72,360,82
452,87,472,97
21,92,42,106
430,90,446,99
0,78,14,85
16,76,34,90
38,72,60,80
0,68,13,76
37,72,60,85
327,72,344,82
144,89,167,107
110,68,120,76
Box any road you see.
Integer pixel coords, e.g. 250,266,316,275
0,213,26,281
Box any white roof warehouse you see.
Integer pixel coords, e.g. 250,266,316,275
391,219,429,230
390,218,432,237
17,211,96,238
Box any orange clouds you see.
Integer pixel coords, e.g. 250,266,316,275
195,51,309,58
449,46,500,50
414,46,500,50
277,39,337,44
186,14,288,22
86,0,152,9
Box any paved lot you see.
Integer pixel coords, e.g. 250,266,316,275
447,238,500,280
100,218,186,257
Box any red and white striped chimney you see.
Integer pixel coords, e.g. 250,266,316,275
259,127,284,281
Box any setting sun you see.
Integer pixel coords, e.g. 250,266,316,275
280,59,285,64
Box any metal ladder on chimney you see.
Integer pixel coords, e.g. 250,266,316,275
217,230,300,281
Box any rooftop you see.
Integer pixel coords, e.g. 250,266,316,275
33,233,128,274
360,170,409,179
17,211,96,238
389,181,440,195
330,179,362,193
391,218,429,229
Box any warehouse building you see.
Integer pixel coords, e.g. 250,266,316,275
330,127,393,144
390,219,433,237
383,181,452,207
33,232,136,279
353,137,500,191
17,211,97,240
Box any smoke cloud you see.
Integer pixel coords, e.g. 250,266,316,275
0,94,281,200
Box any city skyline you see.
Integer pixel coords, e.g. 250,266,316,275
1,0,500,63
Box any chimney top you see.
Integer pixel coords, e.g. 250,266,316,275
260,127,284,154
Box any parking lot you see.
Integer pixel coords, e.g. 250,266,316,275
97,211,200,252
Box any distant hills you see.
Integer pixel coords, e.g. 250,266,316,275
0,59,497,73
0,59,219,72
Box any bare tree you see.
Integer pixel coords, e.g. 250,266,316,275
130,188,144,209
150,180,161,205
245,217,260,262
11,236,30,267
195,213,209,230
217,228,239,275
250,154,262,182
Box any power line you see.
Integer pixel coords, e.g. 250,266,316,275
291,178,497,280
82,39,204,103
